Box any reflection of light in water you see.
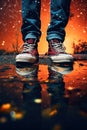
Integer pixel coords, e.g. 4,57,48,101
10,111,16,119
34,99,42,104
2,41,5,46
0,117,7,123
0,103,11,112
67,86,74,91
42,108,58,118
49,109,58,116
10,111,24,120
0,103,24,122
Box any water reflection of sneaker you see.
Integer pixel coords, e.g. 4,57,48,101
16,39,39,64
48,66,63,83
49,63,73,75
16,65,38,80
48,39,73,63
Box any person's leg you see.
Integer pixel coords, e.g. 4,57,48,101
47,0,73,63
16,0,41,64
21,0,41,42
47,0,71,42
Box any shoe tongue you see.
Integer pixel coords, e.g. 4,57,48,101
26,39,35,44
52,39,60,43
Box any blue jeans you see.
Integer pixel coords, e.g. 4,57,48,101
21,0,71,42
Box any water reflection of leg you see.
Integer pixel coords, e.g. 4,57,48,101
16,64,41,102
23,81,41,103
43,66,68,130
22,78,42,129
48,66,65,104
21,82,42,130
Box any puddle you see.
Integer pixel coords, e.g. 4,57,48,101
0,61,87,130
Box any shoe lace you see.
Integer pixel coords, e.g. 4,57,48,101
20,42,36,53
51,40,66,53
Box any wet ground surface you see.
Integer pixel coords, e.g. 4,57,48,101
0,56,87,130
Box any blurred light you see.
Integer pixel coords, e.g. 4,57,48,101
49,109,58,116
0,103,11,112
67,86,74,91
34,99,42,104
2,41,5,46
0,117,7,123
10,111,24,120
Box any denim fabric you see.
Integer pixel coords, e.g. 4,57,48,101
21,0,71,42
21,0,41,42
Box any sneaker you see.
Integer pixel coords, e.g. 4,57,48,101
16,39,39,63
48,39,73,63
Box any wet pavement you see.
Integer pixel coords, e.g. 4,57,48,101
0,56,87,130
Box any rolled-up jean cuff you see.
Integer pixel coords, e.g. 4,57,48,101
25,33,38,40
46,33,65,42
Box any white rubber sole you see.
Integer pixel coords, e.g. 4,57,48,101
16,53,37,63
49,54,73,63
